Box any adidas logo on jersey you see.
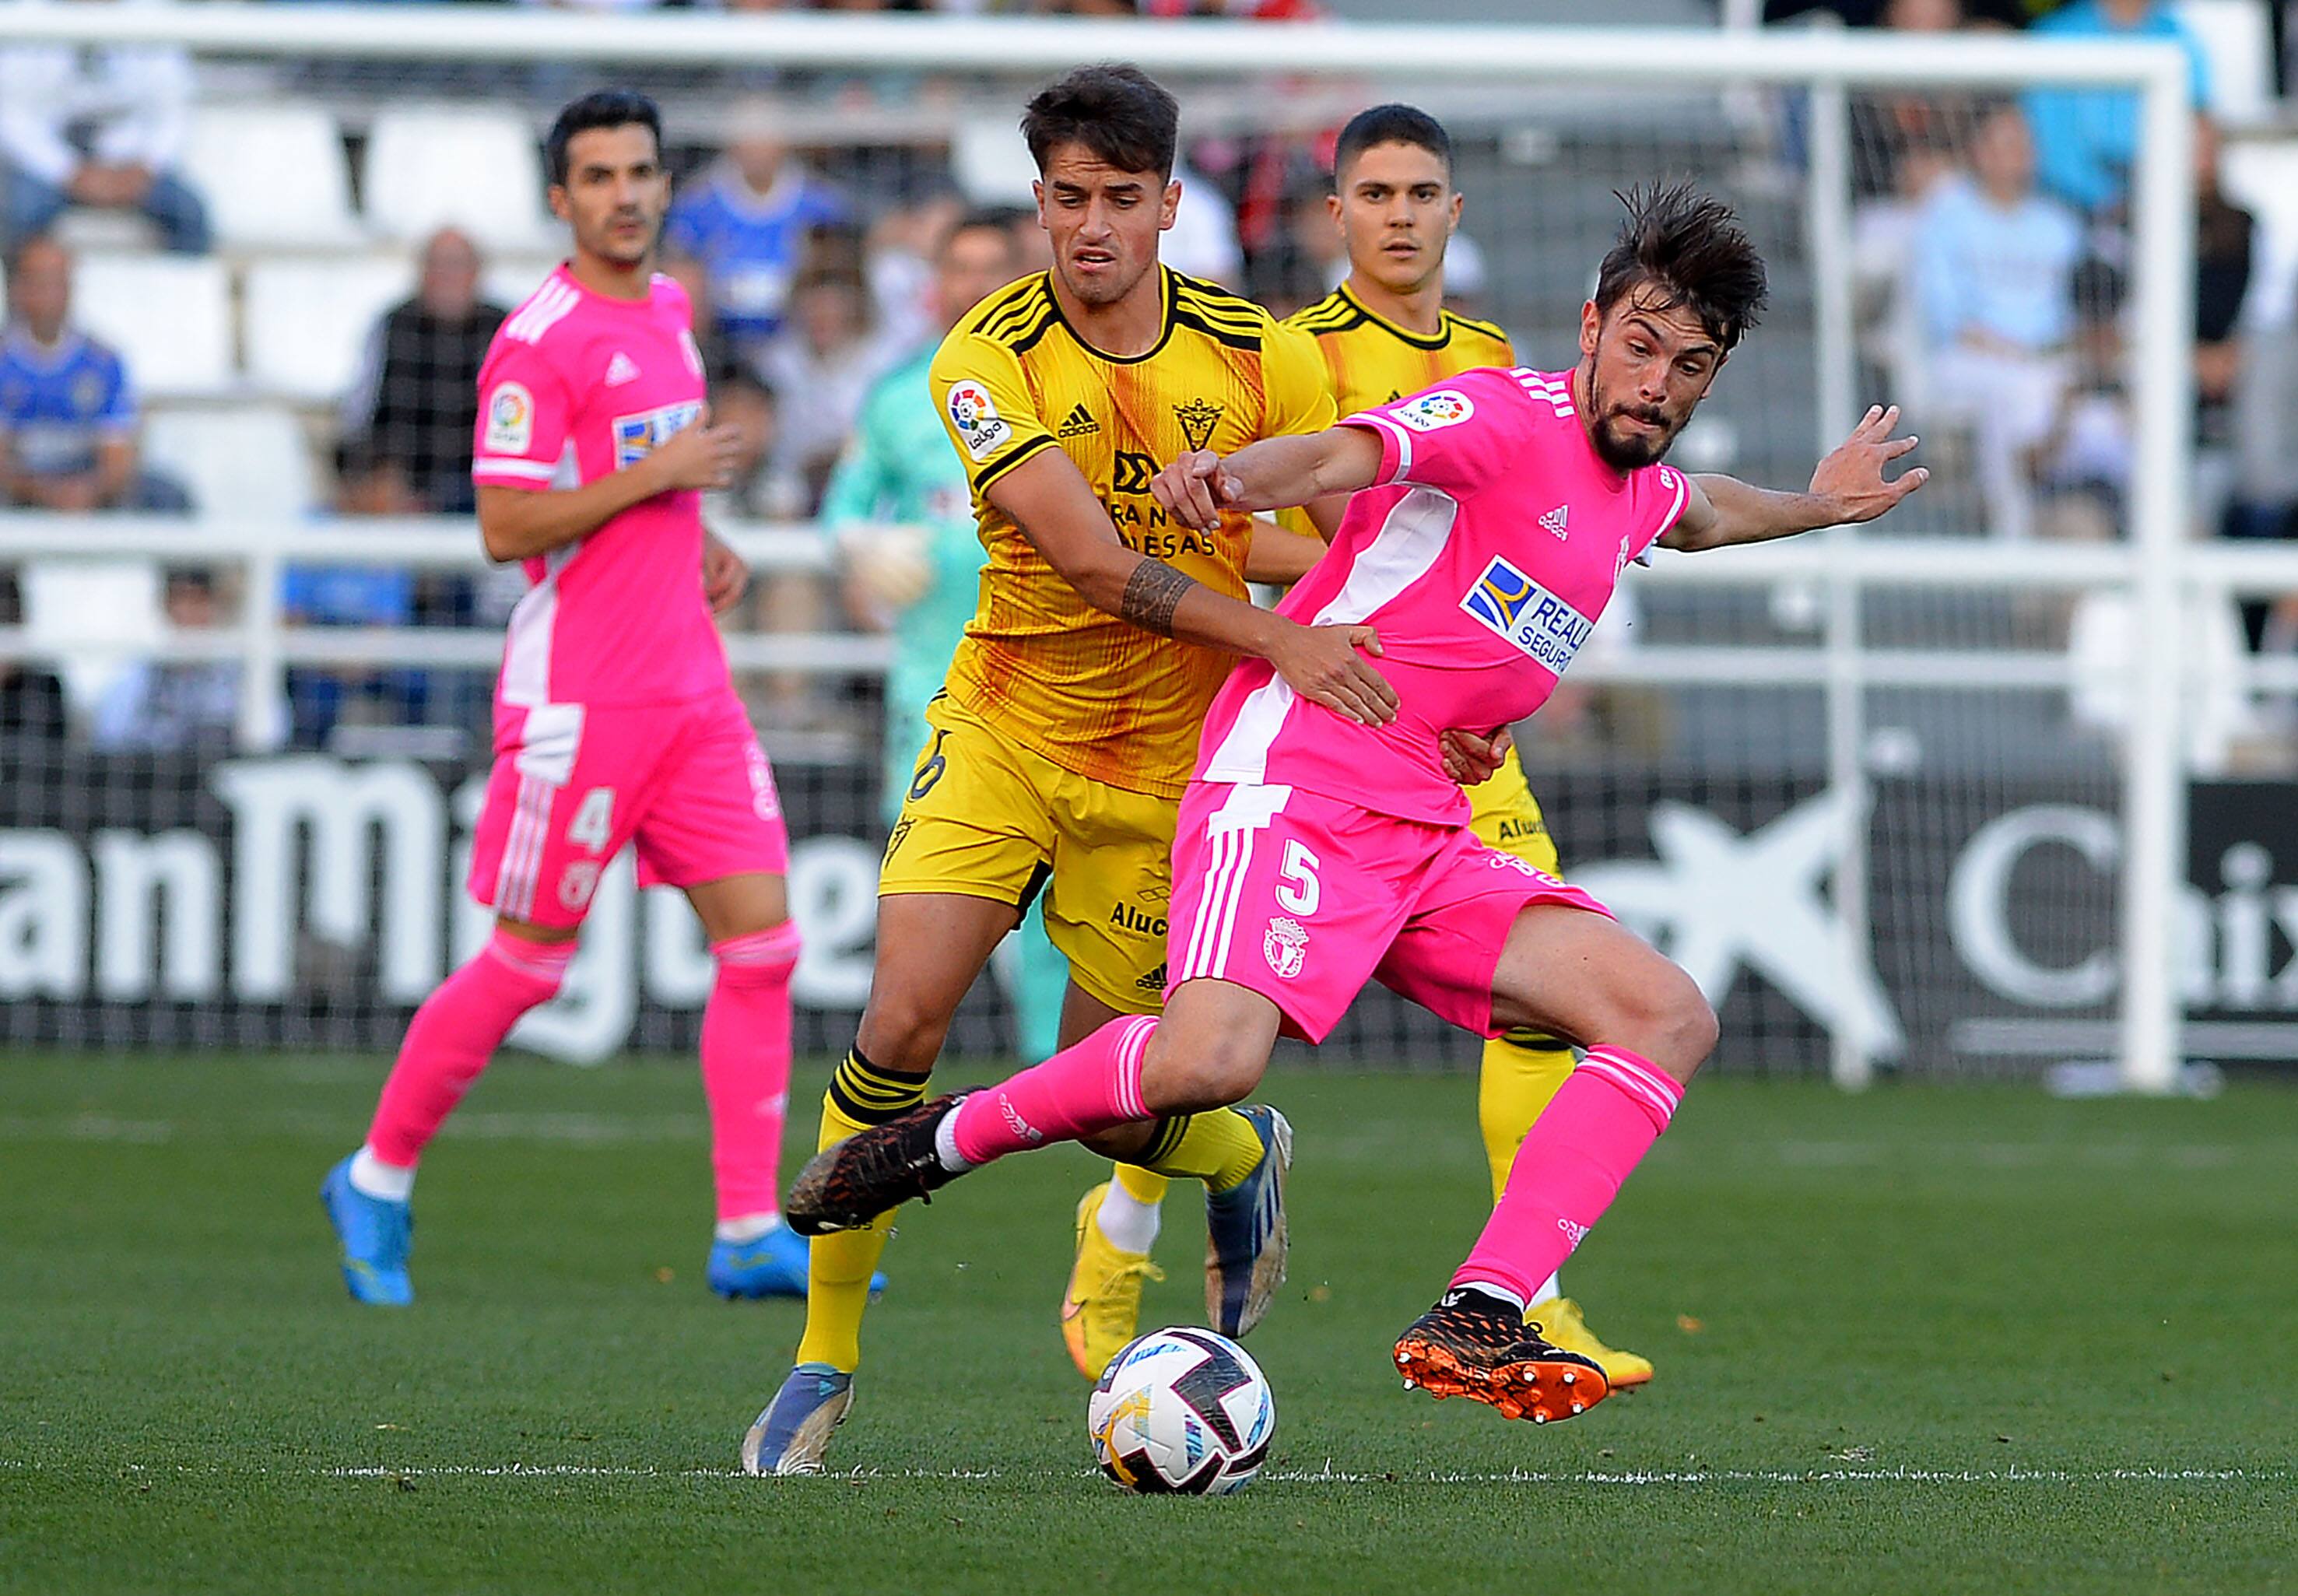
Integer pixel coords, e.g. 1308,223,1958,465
605,352,641,387
1058,402,1100,437
1540,504,1570,539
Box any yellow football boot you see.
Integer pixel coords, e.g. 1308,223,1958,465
1528,1297,1654,1389
1061,1183,1165,1380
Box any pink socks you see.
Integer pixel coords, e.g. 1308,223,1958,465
700,922,802,1223
363,927,577,1170
948,1015,1156,1166
1452,1047,1685,1307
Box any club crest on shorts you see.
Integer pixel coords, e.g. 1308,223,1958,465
558,859,602,913
1263,916,1308,980
1390,388,1474,433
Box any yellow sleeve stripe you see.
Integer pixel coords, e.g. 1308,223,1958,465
1174,307,1262,352
970,432,1058,494
1447,310,1511,344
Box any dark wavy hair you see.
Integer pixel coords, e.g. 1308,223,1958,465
546,89,662,188
1593,181,1769,353
1021,64,1179,179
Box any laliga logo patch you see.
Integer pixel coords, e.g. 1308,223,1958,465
484,382,535,453
558,859,602,913
947,380,1011,461
1391,388,1474,433
1263,916,1308,980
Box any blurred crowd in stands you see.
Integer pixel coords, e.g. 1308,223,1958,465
4,0,2298,770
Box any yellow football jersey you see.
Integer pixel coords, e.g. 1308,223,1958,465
1284,281,1515,419
928,267,1335,800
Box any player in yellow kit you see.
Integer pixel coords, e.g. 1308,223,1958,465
1060,104,1654,1391
743,65,1394,1475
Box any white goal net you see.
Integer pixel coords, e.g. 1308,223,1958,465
0,10,2231,1088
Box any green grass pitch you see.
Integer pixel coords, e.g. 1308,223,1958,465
3,1054,2294,1595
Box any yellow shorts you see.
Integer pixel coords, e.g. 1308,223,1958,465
1465,745,1559,876
879,695,1173,1016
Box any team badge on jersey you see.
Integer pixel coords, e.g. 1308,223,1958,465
613,399,704,468
1391,389,1474,433
947,380,1011,461
485,382,535,453
1461,554,1595,674
1174,398,1223,452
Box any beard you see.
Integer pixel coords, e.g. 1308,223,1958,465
1584,375,1681,472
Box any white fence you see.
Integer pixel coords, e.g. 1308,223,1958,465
0,10,2219,1089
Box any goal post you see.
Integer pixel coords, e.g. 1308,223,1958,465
0,9,2198,1089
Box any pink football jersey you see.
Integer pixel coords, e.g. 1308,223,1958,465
471,266,726,707
1199,367,1689,824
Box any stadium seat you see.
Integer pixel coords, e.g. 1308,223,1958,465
71,254,235,399
19,557,165,718
241,256,414,403
181,103,363,250
2219,139,2298,334
143,405,318,524
362,107,556,253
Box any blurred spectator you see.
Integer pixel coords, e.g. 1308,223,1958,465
1914,101,2083,540
2023,0,2210,217
2191,118,2252,452
279,554,423,752
703,365,796,521
663,102,848,363
0,237,188,513
0,0,209,255
90,565,238,753
2035,258,2132,540
990,202,1054,276
0,571,67,740
337,229,508,517
1165,156,1245,286
1849,0,1973,202
756,256,904,511
866,180,966,354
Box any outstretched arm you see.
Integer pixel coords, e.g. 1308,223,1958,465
988,448,1398,726
1661,404,1927,553
1153,426,1387,529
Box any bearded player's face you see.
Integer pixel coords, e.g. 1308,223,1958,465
552,124,669,269
1035,144,1178,308
1576,290,1724,472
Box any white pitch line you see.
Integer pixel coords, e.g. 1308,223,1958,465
300,1463,2279,1488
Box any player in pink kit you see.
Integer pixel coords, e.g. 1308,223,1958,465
781,183,1925,1425
321,92,821,1307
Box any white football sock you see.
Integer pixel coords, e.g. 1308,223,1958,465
1529,1271,1563,1307
933,1107,974,1174
1092,1179,1161,1255
714,1212,781,1243
348,1145,414,1202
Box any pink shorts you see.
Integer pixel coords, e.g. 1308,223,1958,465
468,690,789,928
1168,780,1613,1044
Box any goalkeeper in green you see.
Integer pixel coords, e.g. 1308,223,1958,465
823,210,1068,1062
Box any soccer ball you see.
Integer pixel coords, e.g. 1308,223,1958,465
1088,1328,1275,1495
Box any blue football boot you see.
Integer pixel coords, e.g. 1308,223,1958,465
1203,1105,1293,1338
321,1156,413,1307
707,1222,886,1300
741,1363,854,1476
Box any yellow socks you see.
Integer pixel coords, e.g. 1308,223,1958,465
1477,1030,1578,1203
1113,1161,1168,1207
1136,1108,1265,1194
793,1051,927,1373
